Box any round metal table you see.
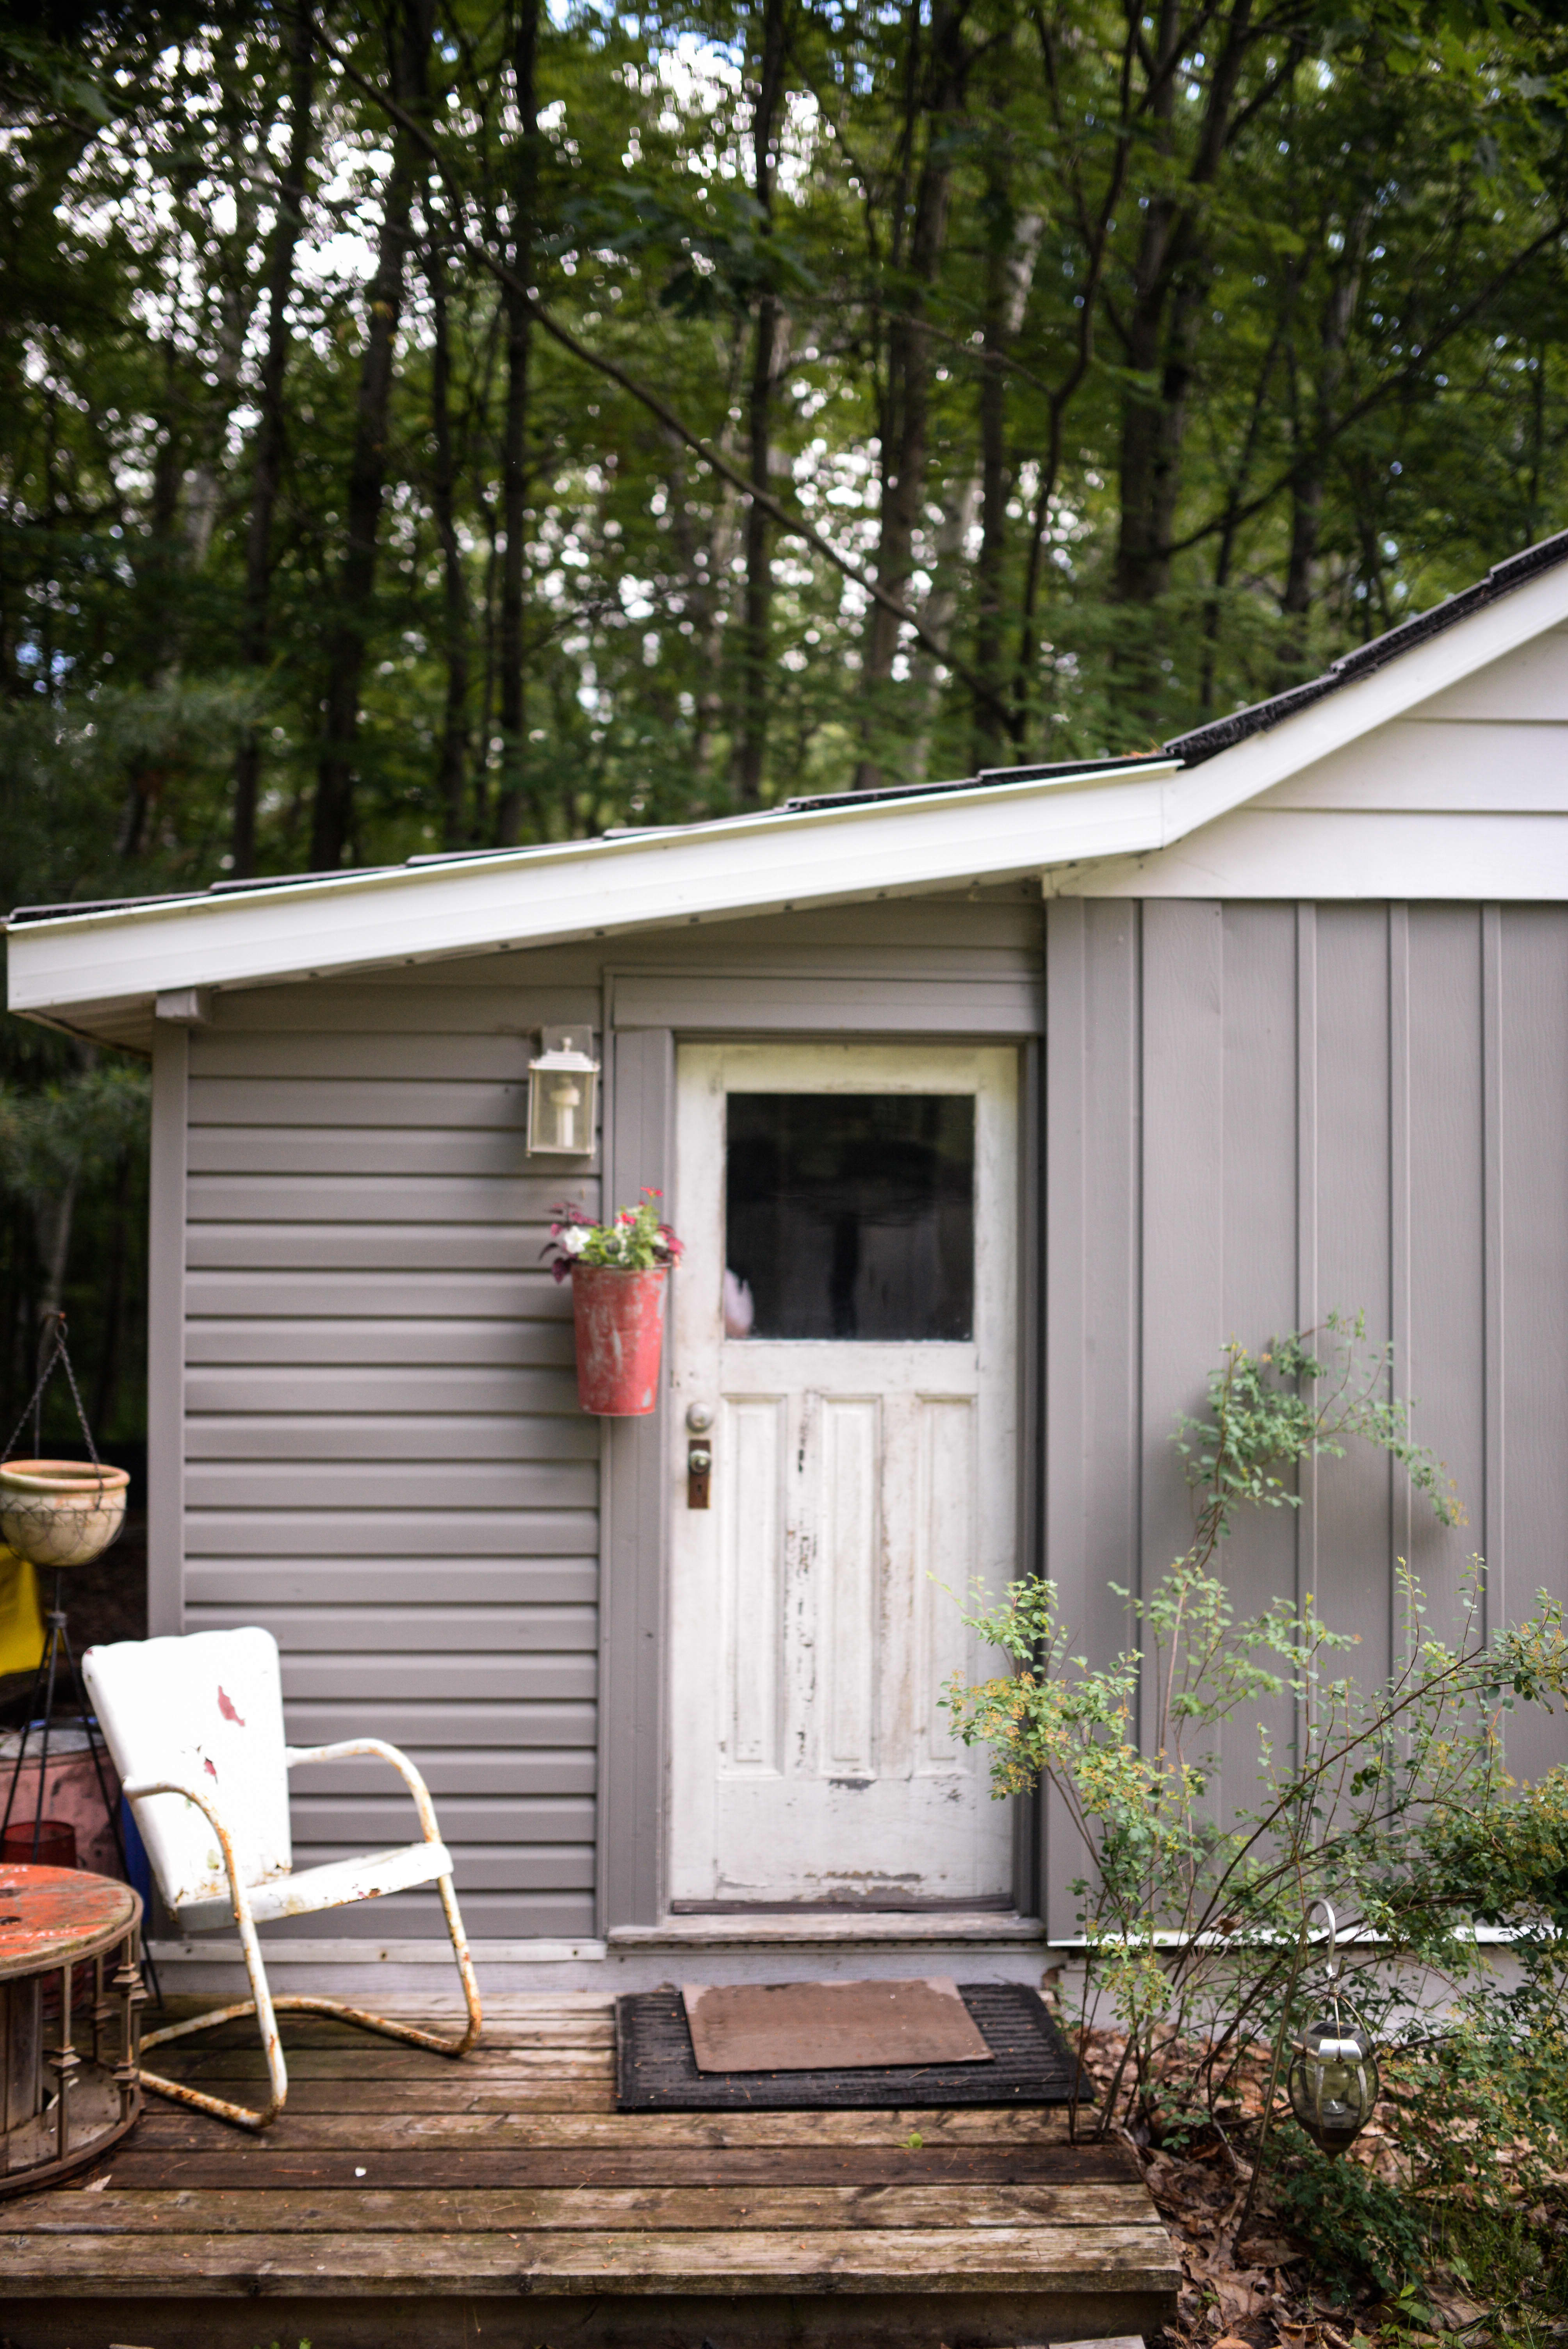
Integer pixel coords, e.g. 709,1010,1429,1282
0,1864,144,2193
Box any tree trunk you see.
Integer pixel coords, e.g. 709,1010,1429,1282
1111,0,1256,725
904,475,980,782
310,0,433,872
427,218,472,847
1197,326,1283,711
494,0,542,846
119,338,184,857
972,201,1042,766
854,0,971,791
1277,203,1371,679
184,107,267,575
1112,0,1188,615
734,0,788,807
904,209,1039,780
232,1,315,877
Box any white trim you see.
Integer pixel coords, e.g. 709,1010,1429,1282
150,1936,608,1964
609,1913,1045,1946
1046,808,1568,900
148,1918,1531,1968
7,762,1178,1014
1165,559,1568,834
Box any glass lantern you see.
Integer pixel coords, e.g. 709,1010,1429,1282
527,1028,599,1157
1286,1901,1380,2155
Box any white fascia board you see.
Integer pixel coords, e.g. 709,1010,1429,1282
6,760,1179,1015
1161,558,1568,837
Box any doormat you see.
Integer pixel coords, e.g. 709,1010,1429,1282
684,1976,991,2073
615,1981,1078,2110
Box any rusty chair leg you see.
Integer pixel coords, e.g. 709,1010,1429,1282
123,1761,483,2132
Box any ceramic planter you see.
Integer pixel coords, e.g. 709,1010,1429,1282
571,1266,668,1415
0,1459,129,1570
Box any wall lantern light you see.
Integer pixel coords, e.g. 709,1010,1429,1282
527,1027,600,1157
1286,1900,1380,2156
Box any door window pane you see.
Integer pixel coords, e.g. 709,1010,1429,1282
725,1092,975,1340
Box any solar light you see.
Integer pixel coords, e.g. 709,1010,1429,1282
527,1027,599,1157
1287,1900,1380,2155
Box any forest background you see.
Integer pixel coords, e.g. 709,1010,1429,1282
2,0,1568,1448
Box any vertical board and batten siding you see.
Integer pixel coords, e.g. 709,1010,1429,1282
167,893,1046,1940
179,974,604,1940
1044,897,1568,1941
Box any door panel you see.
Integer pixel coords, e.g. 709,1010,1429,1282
668,1042,1017,1908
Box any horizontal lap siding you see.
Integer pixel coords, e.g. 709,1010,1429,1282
1046,900,1568,1937
184,999,599,1941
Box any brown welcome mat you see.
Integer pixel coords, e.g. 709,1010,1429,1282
615,1982,1078,2110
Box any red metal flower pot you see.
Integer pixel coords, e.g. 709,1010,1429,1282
570,1265,669,1415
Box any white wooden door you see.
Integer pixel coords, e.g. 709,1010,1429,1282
667,1042,1017,1907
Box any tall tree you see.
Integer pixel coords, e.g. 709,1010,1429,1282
493,0,541,845
233,0,315,877
855,0,973,790
734,0,788,806
972,141,1041,762
310,0,434,870
425,209,473,848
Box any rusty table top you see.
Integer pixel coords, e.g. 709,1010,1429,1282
0,1865,140,1980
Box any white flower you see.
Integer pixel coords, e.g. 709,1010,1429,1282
561,1226,589,1255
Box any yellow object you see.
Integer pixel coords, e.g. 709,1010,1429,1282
0,1543,44,1674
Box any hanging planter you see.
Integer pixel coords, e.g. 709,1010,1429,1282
547,1190,683,1418
1,1320,129,1571
0,1460,129,1570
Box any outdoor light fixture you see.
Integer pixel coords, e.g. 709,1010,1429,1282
1286,1900,1380,2155
527,1027,600,1157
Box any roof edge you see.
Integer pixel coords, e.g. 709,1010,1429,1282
1166,526,1568,766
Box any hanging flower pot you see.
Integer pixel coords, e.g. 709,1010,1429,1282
570,1265,669,1415
0,1460,129,1570
547,1189,683,1418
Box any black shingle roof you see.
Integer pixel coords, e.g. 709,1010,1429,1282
1165,528,1568,766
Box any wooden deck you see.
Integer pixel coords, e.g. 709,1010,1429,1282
0,1992,1179,2349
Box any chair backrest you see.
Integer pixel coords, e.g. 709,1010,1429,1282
82,1627,292,1914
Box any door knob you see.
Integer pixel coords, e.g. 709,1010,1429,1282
687,1441,712,1510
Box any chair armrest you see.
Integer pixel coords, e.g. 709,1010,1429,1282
283,1737,443,1846
121,1779,259,1934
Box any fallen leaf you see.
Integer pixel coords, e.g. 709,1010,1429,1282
1215,2270,1276,2324
1425,2285,1490,2333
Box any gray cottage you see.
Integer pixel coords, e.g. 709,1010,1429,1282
9,534,1568,1998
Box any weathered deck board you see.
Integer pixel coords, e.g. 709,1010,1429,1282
132,2100,1082,2145
0,2181,1157,2231
0,1993,1178,2349
0,2220,1177,2288
105,2141,1140,2189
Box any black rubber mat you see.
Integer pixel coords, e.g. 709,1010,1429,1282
615,1981,1079,2110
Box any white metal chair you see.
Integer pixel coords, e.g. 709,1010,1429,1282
82,1624,481,2129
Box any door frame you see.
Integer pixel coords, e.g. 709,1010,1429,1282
594,1010,1042,1936
666,1039,1021,1910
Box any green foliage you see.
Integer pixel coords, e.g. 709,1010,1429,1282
5,0,1568,875
1173,1312,1467,1549
548,1187,683,1272
1273,2121,1431,2301
944,1313,1568,2161
0,1060,150,1202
